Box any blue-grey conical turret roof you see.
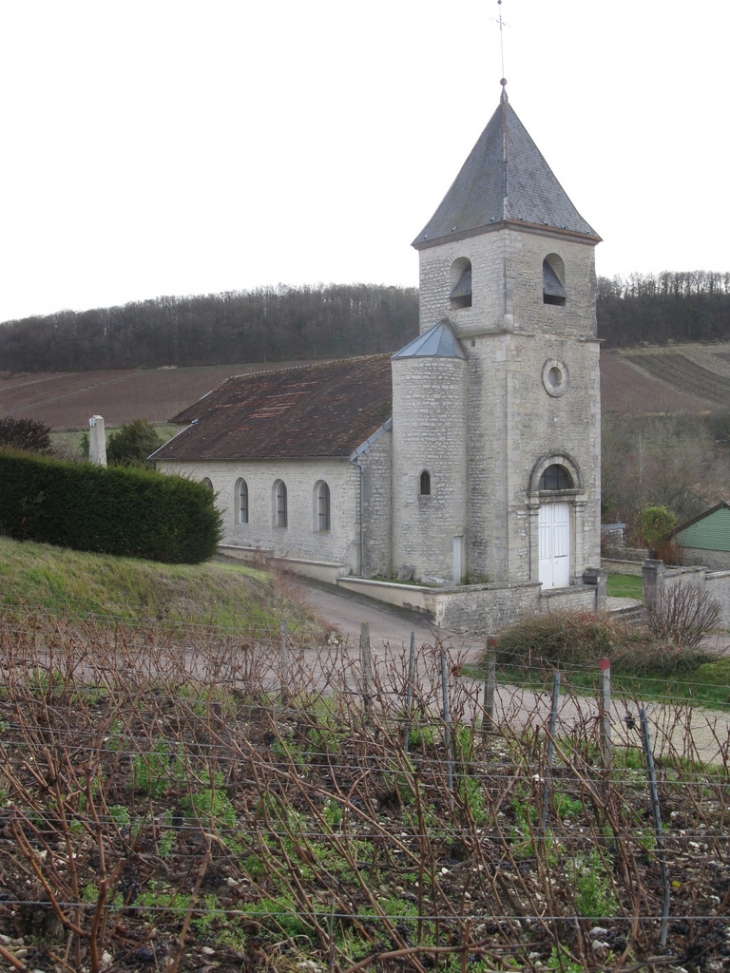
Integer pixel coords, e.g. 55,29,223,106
392,318,467,360
413,93,599,249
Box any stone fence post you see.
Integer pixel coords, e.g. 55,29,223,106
89,415,107,467
642,559,665,609
582,567,607,611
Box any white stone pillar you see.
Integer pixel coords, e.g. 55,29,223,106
89,415,107,467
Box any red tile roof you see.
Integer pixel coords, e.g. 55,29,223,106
152,356,393,461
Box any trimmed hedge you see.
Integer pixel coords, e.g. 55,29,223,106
0,450,221,564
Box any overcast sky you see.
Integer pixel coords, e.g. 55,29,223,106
0,0,727,325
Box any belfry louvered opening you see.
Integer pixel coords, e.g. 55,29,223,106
450,259,472,309
543,255,566,306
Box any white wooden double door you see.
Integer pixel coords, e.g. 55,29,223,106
538,502,570,588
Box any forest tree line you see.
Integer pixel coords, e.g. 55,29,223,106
0,285,419,373
1,272,729,373
597,270,730,346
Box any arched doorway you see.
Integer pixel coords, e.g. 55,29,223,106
529,459,581,589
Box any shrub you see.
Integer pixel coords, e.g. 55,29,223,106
107,419,164,466
644,581,720,648
638,505,676,549
493,608,713,675
0,449,221,563
0,415,51,453
495,611,617,668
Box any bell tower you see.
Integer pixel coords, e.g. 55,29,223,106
409,87,602,587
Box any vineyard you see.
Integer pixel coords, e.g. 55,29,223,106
1,611,729,973
5,343,730,435
622,352,730,408
0,363,282,432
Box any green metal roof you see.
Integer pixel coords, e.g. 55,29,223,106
676,503,730,552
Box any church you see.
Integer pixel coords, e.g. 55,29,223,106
152,87,603,628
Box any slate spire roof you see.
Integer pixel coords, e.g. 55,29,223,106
413,91,599,248
391,318,467,360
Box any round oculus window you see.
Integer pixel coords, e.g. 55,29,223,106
542,358,568,397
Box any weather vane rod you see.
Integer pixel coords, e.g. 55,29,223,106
492,0,510,94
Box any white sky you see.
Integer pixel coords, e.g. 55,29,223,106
0,0,728,325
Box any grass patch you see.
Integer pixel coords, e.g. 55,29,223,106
0,535,322,636
50,424,177,459
606,572,643,599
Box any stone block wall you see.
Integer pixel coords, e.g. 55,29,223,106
418,226,597,339
464,329,601,586
645,560,730,628
361,433,393,577
705,572,730,627
681,547,730,571
427,580,598,635
157,457,360,572
392,356,467,584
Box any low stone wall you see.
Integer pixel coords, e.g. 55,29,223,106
337,577,433,612
603,547,651,563
338,576,600,635
428,582,543,634
602,558,645,577
681,547,730,571
704,571,730,628
644,560,730,629
219,545,350,584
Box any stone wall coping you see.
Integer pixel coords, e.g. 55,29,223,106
219,545,347,571
540,584,593,599
339,577,542,596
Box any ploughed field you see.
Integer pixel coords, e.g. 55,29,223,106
0,362,288,430
5,343,730,431
1,611,729,973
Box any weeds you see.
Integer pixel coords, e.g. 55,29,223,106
573,850,620,919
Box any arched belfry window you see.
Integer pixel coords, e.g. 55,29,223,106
539,464,572,491
420,470,431,496
543,254,566,306
450,258,472,310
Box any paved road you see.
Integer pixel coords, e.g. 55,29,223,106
293,577,730,766
293,575,485,659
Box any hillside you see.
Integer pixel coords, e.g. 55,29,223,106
0,361,290,429
601,343,730,414
3,342,730,432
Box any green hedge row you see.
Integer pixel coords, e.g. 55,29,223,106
0,450,221,564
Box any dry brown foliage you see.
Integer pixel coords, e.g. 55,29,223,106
0,611,728,972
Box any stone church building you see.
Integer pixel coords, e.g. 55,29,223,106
153,89,603,628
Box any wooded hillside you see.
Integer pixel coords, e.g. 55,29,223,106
1,272,729,374
597,271,730,346
0,284,418,373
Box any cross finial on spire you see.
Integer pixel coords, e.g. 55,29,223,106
492,0,510,100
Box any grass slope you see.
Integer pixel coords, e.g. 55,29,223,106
0,535,321,637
